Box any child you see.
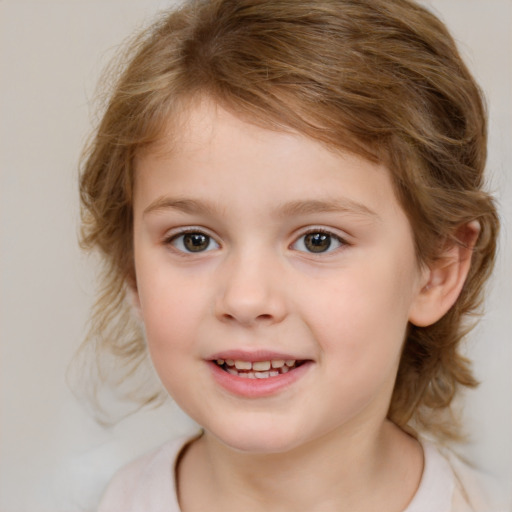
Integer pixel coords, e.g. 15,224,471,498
79,0,506,510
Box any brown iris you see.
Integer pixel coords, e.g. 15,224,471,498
183,233,210,252
304,232,332,253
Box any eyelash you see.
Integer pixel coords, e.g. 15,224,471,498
291,228,347,255
163,227,348,255
164,228,220,254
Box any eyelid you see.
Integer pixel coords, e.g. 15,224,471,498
163,225,217,240
163,226,221,253
290,227,349,254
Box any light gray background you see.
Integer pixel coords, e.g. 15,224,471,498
1,1,511,510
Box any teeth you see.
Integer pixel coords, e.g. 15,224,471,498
253,361,271,371
216,358,301,377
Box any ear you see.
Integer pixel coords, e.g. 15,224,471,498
408,221,480,327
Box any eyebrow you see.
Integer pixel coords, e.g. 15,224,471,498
278,199,380,220
143,196,380,221
144,197,219,217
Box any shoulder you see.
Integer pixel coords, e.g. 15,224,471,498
97,435,196,512
443,448,510,512
405,440,509,512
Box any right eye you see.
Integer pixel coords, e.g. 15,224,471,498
167,231,220,253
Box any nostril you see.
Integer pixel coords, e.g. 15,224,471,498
219,312,274,325
256,314,273,321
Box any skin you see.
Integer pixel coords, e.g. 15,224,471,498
131,98,476,511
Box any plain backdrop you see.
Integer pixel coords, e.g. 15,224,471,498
1,1,511,510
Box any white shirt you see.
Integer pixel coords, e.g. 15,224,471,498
97,435,508,512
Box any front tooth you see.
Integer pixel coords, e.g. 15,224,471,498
247,372,256,379
271,360,285,368
253,361,271,371
254,371,270,379
285,360,296,367
235,360,252,370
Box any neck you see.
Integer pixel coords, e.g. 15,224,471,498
177,420,423,512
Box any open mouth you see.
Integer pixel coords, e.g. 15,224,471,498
213,358,306,379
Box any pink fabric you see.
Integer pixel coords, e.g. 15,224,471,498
97,434,508,512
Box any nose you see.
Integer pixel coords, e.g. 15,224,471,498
214,251,288,327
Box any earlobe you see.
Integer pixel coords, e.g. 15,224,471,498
408,221,480,327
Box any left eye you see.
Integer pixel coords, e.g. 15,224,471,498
168,232,220,253
292,231,343,254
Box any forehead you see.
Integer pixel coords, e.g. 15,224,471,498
134,98,405,223
142,92,383,163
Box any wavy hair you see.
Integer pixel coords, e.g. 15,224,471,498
78,0,499,437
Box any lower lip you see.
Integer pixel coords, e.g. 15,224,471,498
207,361,312,398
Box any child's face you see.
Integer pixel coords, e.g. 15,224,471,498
132,99,428,453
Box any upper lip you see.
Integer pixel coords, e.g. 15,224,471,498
208,349,309,362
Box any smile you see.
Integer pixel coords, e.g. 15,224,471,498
208,354,312,397
214,358,302,379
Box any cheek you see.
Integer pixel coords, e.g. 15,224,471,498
309,258,416,370
136,264,207,353
136,274,205,399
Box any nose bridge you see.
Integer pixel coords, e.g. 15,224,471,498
215,244,286,326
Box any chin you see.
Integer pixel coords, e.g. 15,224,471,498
206,418,311,455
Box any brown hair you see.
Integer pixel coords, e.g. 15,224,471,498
79,0,499,437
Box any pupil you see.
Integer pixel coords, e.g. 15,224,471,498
184,233,209,252
305,233,331,253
